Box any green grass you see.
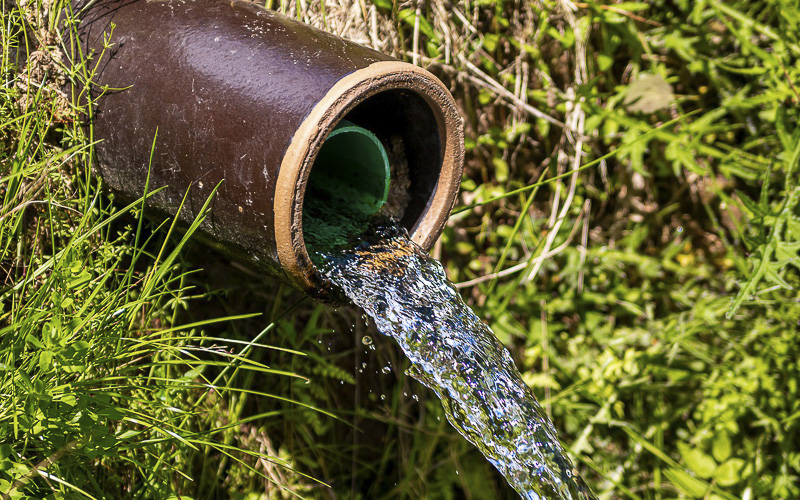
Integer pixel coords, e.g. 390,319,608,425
1,2,327,498
2,0,799,499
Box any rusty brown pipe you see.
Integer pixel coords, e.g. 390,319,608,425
71,0,463,296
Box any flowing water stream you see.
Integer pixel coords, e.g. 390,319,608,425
306,213,596,499
303,150,594,498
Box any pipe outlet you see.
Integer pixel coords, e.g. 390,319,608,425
70,0,464,297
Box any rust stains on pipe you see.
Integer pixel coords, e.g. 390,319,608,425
72,0,464,297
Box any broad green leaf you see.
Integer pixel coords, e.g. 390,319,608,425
715,458,746,487
370,0,392,9
492,157,509,183
624,74,675,113
597,53,613,71
39,350,53,372
712,432,732,462
678,442,717,478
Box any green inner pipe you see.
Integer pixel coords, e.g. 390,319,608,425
303,120,391,249
311,120,390,213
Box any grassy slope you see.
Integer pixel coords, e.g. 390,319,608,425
1,0,799,499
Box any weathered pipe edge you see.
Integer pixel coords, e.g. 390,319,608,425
71,0,464,299
277,62,464,292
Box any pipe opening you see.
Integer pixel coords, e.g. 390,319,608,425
302,88,443,253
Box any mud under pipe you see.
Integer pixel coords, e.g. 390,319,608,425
70,0,464,297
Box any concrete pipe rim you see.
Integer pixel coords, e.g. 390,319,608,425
274,60,465,295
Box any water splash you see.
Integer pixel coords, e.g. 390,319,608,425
312,222,595,500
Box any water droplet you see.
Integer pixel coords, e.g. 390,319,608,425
380,394,386,401
362,336,373,346
381,366,391,374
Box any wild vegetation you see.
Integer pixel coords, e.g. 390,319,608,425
1,0,798,498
